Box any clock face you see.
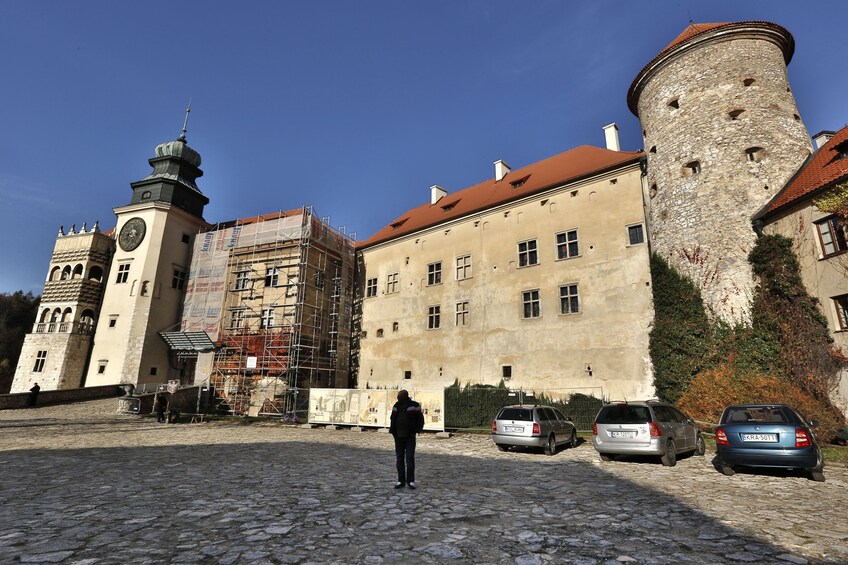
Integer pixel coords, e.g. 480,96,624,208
119,217,147,252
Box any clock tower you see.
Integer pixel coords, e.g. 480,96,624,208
85,121,210,388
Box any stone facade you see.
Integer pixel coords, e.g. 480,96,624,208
631,23,813,323
357,162,655,401
11,225,114,392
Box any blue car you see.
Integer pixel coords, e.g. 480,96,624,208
715,404,825,482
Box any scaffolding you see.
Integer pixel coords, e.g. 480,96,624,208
181,207,355,416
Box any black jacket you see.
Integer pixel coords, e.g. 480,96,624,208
389,399,425,438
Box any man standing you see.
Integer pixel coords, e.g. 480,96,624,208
28,382,40,407
389,389,425,489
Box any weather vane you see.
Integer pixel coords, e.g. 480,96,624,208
179,98,192,141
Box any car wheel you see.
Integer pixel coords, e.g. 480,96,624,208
600,453,613,461
660,440,677,467
695,434,705,456
720,464,735,476
544,434,557,456
810,469,825,482
569,429,578,449
497,444,509,452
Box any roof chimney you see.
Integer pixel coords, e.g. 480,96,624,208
430,184,447,204
494,160,511,182
813,130,836,150
603,123,620,151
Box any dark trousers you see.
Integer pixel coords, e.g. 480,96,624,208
394,434,416,484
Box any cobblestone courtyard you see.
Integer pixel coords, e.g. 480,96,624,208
1,399,846,564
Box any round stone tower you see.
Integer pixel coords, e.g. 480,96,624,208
628,21,813,323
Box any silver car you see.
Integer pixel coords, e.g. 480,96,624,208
591,400,705,466
492,404,578,455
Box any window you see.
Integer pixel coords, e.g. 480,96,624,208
392,322,399,332
522,289,541,319
502,365,512,380
834,295,848,330
456,301,469,326
234,271,250,290
366,277,377,298
181,233,190,244
108,315,118,328
230,309,245,329
172,268,187,290
668,98,679,109
745,147,764,162
377,328,384,337
628,224,645,246
115,263,130,284
684,160,701,175
260,308,275,329
33,350,47,373
456,254,472,280
559,284,580,314
428,305,441,329
556,230,579,259
518,239,539,267
816,217,848,257
149,367,158,376
265,267,279,287
97,361,107,374
404,370,412,380
427,262,442,285
141,191,152,200
729,109,745,120
386,272,399,294
315,271,325,290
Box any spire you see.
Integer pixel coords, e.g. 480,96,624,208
178,98,192,142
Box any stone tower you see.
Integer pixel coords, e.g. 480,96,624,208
628,21,813,323
11,223,114,392
85,125,210,388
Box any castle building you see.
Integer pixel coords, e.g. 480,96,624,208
83,129,211,388
756,126,848,408
356,133,656,401
11,223,114,392
628,21,813,324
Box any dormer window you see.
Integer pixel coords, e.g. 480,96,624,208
141,191,152,200
390,218,408,230
510,175,530,189
441,200,460,212
835,141,848,160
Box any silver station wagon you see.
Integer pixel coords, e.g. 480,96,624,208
591,400,705,466
491,404,578,455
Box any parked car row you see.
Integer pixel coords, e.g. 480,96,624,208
491,400,826,482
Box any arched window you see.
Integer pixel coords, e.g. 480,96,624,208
61,308,73,322
50,266,61,281
39,309,51,323
80,310,95,334
61,266,72,280
72,264,84,279
50,308,62,322
88,265,104,282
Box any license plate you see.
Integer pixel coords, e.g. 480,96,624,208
741,433,778,442
610,431,636,439
504,426,523,432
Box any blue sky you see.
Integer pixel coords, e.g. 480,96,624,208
1,1,846,294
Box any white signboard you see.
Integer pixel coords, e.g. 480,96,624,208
308,389,444,431
246,356,257,369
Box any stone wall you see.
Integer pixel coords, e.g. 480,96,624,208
637,34,812,323
11,333,92,393
0,384,123,410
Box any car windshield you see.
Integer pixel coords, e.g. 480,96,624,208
723,406,787,424
596,405,651,424
498,408,533,421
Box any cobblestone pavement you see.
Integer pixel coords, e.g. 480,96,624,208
1,400,846,565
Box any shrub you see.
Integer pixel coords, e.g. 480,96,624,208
677,364,843,442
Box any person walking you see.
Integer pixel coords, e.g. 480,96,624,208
389,389,425,489
28,382,40,407
155,392,168,423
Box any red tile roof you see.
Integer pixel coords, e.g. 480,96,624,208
758,126,848,218
628,21,794,115
215,208,306,229
359,146,643,249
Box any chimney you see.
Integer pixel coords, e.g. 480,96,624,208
813,130,836,150
603,123,620,151
430,184,447,204
494,159,511,182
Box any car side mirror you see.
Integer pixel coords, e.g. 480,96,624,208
566,416,573,422
809,419,819,428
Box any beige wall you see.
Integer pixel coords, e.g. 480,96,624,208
358,164,655,401
86,202,205,387
764,203,848,412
